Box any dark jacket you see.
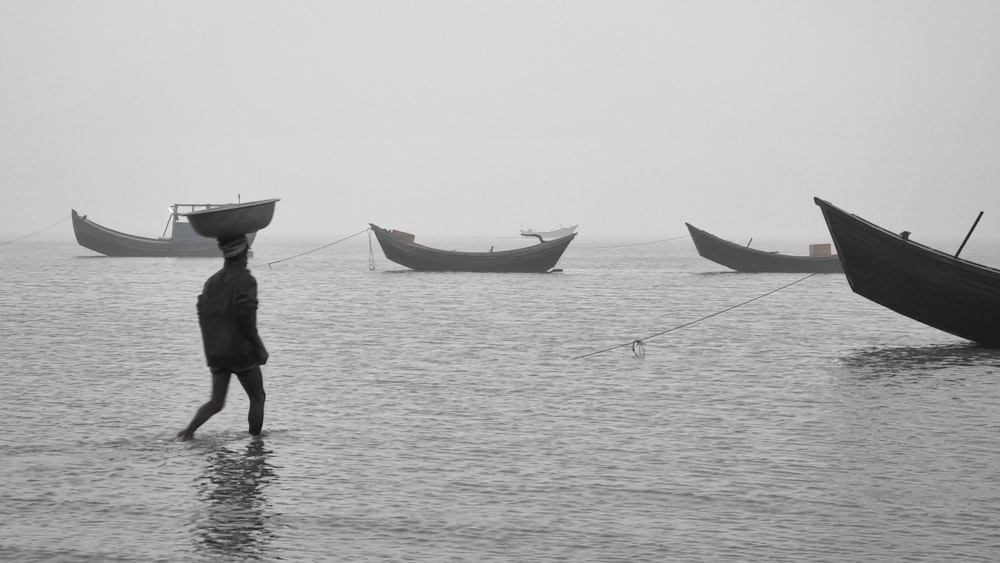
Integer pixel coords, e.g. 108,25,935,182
197,262,268,371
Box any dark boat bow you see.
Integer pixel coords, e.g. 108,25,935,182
815,197,1000,347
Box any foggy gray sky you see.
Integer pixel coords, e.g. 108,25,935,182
3,1,1000,244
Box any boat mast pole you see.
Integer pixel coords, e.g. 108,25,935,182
955,211,984,258
162,205,177,238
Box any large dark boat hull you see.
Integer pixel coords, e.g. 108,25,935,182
686,223,843,273
72,210,256,257
815,197,1000,347
370,223,576,273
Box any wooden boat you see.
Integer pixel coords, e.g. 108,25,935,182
370,223,576,272
520,224,578,242
72,204,257,257
685,223,843,273
815,197,1000,347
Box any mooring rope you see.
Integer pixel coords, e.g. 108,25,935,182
577,235,689,249
266,227,370,269
572,273,819,360
0,216,70,247
368,228,376,270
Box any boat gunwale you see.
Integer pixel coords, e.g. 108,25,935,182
814,198,1000,275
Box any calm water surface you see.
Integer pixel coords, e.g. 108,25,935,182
2,233,999,562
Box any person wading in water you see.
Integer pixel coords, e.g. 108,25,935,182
178,234,269,440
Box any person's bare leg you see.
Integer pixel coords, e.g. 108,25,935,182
236,367,266,436
178,371,231,440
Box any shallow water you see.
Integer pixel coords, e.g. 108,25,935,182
2,234,1000,562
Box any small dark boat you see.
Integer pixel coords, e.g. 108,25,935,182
686,223,843,273
72,204,257,257
369,223,576,272
815,197,1000,347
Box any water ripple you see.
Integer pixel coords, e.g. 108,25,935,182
3,240,1000,561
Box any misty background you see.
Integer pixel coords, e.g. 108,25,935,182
3,1,1000,246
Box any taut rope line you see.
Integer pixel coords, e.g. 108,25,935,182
572,273,819,360
577,235,689,249
267,227,370,269
0,217,70,247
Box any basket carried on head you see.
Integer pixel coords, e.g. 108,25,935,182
182,198,280,240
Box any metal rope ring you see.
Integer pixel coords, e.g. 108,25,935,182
632,339,645,358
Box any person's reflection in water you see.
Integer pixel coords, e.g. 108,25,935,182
193,437,278,559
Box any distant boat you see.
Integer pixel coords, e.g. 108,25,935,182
686,223,843,273
816,197,1000,347
520,224,578,242
369,223,576,272
72,204,258,257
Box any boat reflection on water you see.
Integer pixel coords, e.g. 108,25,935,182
841,344,1000,378
192,437,278,559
